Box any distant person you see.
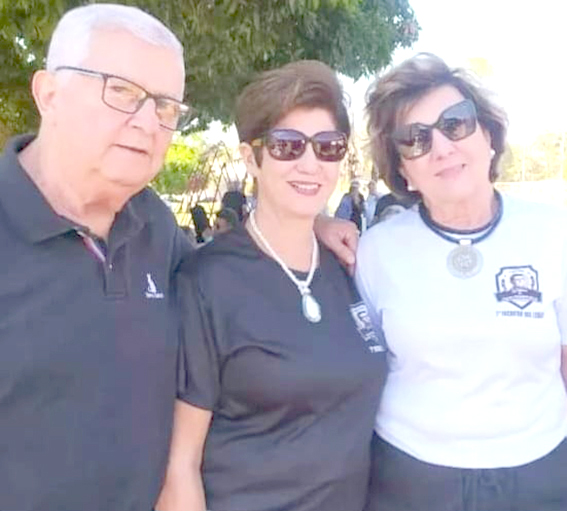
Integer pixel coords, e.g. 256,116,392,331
213,207,239,234
190,204,212,244
221,181,247,221
246,177,258,214
335,180,365,230
364,180,382,226
180,225,198,246
372,192,416,225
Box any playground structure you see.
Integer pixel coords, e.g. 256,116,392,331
167,138,368,228
168,142,246,228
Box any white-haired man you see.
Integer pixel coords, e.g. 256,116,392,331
0,4,192,511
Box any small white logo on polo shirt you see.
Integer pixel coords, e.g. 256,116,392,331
145,273,164,299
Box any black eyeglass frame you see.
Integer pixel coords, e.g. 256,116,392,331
391,99,478,160
54,65,192,131
250,128,349,162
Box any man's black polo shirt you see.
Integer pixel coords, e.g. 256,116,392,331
0,136,192,511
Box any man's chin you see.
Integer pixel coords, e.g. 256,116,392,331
101,168,158,191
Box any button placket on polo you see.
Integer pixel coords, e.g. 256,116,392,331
103,244,128,299
75,230,127,299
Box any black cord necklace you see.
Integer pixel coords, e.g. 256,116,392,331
418,191,504,278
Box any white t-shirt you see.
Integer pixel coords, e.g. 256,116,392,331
355,194,567,468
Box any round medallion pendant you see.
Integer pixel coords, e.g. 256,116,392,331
302,293,322,323
446,244,483,279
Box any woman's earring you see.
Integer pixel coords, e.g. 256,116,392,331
401,168,416,192
490,148,496,158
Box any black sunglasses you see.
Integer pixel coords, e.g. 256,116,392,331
392,99,477,160
251,129,348,162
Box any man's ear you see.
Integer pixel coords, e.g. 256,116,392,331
239,142,260,178
31,70,59,120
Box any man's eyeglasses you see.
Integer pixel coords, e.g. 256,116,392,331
392,99,477,160
55,66,192,131
251,129,348,162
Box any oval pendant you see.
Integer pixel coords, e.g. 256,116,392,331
302,293,322,323
447,244,483,279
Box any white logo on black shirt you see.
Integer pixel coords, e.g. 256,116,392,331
349,302,385,353
145,273,164,299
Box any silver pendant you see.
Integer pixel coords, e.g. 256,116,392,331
302,292,322,323
447,243,483,279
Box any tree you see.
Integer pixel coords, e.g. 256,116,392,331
150,133,208,195
499,131,567,182
0,0,418,142
498,144,519,182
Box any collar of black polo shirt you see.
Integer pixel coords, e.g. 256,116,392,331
0,135,147,246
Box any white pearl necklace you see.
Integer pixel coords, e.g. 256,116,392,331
248,210,322,323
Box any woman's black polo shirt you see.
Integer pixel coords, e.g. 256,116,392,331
177,226,387,511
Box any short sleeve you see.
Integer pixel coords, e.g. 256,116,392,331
354,236,383,334
172,226,196,272
175,268,221,410
555,231,567,346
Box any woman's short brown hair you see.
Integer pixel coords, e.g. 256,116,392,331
235,60,350,156
365,53,508,199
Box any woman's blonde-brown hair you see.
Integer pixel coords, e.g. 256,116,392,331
366,53,508,199
235,60,350,163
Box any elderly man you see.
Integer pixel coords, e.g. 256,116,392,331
0,4,192,511
0,4,358,511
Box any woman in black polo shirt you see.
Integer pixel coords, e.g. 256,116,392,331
156,60,387,511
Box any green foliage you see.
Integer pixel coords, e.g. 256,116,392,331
151,134,207,194
0,0,418,137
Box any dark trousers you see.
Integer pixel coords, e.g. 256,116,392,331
365,434,567,511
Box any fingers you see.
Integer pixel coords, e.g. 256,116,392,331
345,261,356,277
342,225,360,254
333,240,356,268
314,215,359,268
331,221,358,269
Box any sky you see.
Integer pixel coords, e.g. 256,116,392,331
206,0,566,147
348,0,567,144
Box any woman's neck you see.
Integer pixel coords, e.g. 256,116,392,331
423,188,497,230
247,204,316,272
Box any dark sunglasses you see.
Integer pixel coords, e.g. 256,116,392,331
251,129,348,162
392,99,477,160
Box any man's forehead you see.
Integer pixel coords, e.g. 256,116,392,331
80,28,185,94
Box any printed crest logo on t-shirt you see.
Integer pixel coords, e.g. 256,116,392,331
349,302,385,353
495,265,542,310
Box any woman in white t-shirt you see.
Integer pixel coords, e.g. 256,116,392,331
357,53,567,511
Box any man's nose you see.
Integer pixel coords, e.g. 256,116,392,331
129,97,161,132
